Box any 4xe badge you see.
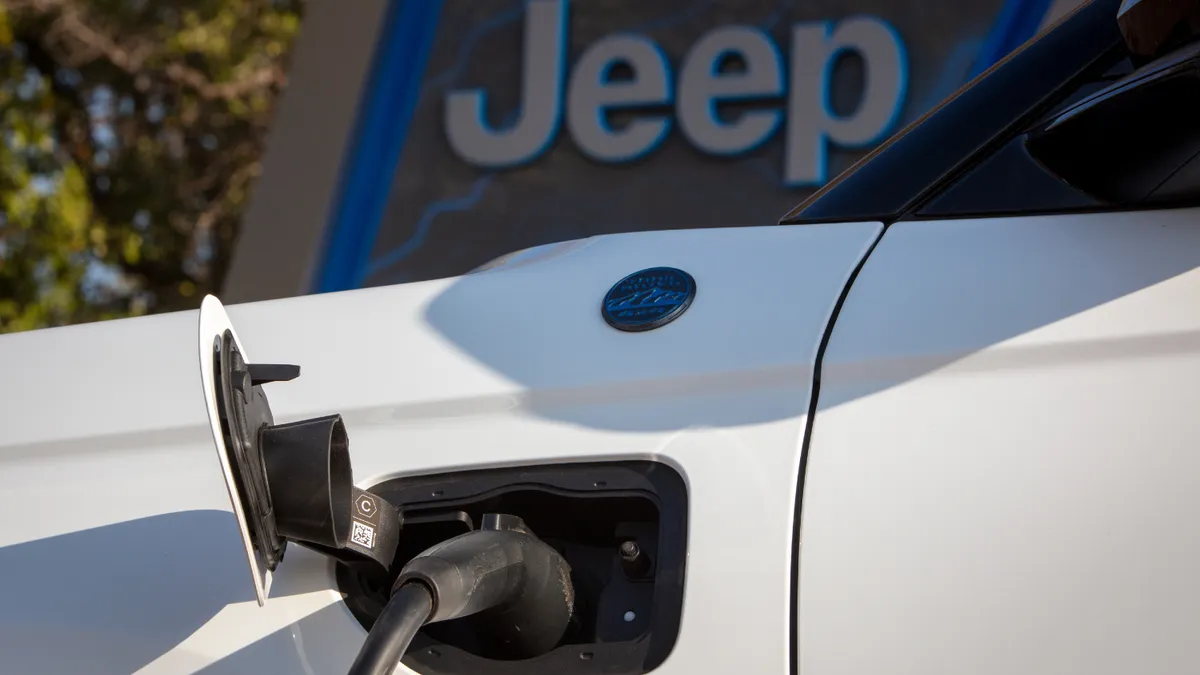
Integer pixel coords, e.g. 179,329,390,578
602,267,696,332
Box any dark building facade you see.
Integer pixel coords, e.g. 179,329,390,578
223,0,1084,302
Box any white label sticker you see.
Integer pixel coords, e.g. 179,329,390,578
351,521,376,549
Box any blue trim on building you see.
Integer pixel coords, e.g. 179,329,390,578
313,0,445,294
971,0,1056,78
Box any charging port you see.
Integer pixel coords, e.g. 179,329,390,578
336,461,687,675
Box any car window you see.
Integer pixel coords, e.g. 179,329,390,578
780,0,1125,225
917,38,1200,218
911,48,1133,219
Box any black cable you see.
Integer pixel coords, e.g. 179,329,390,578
346,582,433,675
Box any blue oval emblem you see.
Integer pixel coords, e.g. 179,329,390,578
602,267,696,332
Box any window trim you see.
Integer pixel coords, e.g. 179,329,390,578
779,0,1126,226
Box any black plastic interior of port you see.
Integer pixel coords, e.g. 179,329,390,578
335,461,687,675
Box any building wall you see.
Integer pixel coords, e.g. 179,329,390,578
221,0,389,303
224,0,1086,302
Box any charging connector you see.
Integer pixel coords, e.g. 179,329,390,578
346,514,574,675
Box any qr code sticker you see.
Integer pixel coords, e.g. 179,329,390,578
351,521,376,549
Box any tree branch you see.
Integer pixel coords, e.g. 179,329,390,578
164,61,285,101
4,0,288,102
194,159,260,236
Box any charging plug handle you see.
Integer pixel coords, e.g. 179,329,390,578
395,514,574,658
346,514,575,675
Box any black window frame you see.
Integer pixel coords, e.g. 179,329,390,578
779,0,1127,226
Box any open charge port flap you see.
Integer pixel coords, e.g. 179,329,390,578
336,461,687,675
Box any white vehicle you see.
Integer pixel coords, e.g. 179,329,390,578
3,0,1199,673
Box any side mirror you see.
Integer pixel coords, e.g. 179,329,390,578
1025,38,1200,204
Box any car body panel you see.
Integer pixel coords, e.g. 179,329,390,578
799,207,1200,674
0,222,881,674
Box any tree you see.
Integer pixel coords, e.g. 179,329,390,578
0,0,304,332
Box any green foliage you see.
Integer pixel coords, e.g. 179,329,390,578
0,0,305,332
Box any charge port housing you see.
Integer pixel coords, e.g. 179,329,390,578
336,461,688,675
